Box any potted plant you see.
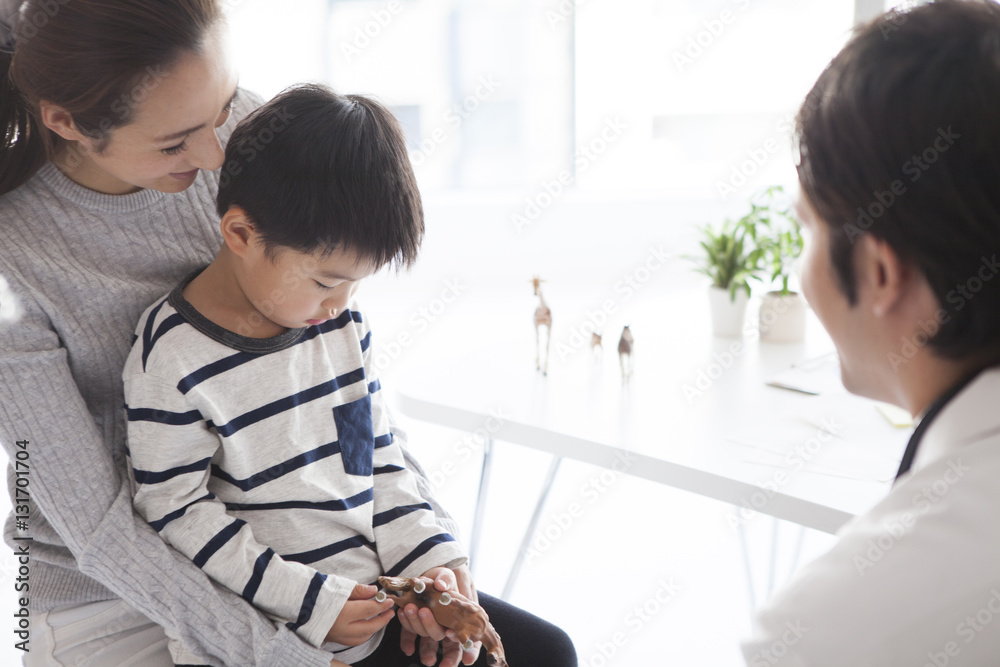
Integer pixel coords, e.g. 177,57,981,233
754,187,807,343
690,212,763,338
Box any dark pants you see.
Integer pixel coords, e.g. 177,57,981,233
177,592,577,667
352,592,577,667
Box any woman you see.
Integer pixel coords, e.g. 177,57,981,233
0,1,576,665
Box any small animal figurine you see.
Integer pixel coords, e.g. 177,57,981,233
618,325,634,381
590,331,602,357
376,576,508,666
531,276,552,375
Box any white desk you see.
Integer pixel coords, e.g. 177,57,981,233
388,288,911,598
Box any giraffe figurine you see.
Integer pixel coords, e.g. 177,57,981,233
618,325,634,382
531,276,552,375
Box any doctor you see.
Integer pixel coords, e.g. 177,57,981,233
741,1,1000,665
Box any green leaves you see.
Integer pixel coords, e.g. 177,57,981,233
753,186,802,296
688,185,802,300
691,217,761,301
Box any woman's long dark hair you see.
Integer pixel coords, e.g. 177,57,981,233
1,0,222,195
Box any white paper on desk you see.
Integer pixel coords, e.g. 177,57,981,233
793,392,913,446
728,416,899,483
766,353,843,395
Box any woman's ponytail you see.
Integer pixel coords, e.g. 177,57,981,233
1,48,47,196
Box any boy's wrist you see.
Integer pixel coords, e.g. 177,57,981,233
444,556,469,570
295,575,355,649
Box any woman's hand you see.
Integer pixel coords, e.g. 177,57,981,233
325,583,395,646
397,565,480,667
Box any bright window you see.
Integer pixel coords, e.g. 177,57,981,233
226,0,857,199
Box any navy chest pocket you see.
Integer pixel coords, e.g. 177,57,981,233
333,394,375,476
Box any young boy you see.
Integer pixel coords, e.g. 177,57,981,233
122,85,467,665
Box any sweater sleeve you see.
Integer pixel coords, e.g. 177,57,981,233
0,286,333,666
358,321,468,577
125,370,353,648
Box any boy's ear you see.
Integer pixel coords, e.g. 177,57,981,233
38,101,91,144
219,206,258,257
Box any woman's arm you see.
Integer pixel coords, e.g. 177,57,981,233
0,289,333,667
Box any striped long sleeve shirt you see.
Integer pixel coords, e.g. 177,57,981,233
123,274,466,662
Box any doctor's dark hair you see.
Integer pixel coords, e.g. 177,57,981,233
216,84,424,270
796,0,1000,360
0,0,223,195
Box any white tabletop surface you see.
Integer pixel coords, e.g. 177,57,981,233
388,287,912,534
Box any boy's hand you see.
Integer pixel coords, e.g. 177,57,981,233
325,583,395,646
397,565,480,666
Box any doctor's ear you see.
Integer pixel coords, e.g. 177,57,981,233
855,233,908,317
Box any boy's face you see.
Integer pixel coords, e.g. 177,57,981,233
241,244,378,332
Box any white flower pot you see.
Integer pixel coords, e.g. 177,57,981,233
759,291,807,343
708,286,749,338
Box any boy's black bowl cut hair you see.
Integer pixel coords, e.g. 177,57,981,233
217,83,423,270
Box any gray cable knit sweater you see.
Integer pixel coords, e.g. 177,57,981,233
0,91,457,666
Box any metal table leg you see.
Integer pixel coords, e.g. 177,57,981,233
468,437,494,576
737,515,757,621
502,455,562,600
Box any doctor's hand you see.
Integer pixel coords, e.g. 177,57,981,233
397,565,480,666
